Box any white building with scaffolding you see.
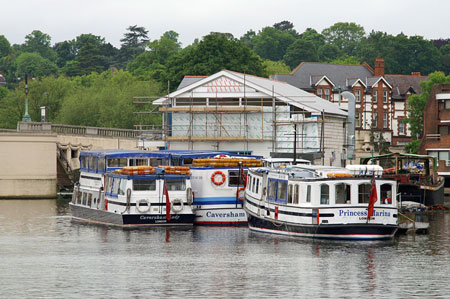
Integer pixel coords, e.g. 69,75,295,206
153,70,349,166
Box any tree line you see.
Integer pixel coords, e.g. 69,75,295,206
1,21,450,130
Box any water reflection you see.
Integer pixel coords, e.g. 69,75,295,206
0,200,449,298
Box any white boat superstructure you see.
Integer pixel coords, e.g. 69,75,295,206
244,165,398,240
70,165,195,227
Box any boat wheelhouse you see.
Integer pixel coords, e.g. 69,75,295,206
360,153,444,207
244,165,398,240
70,166,195,227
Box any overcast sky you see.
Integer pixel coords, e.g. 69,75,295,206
2,0,448,48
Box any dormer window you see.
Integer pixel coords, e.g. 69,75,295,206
317,89,323,98
324,89,330,101
355,90,361,103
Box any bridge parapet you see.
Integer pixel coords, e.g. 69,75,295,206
17,122,163,139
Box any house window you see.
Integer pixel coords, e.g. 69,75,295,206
373,112,378,128
355,113,360,128
399,121,405,135
317,89,323,98
358,183,372,204
446,100,450,109
429,151,449,164
383,112,388,129
324,89,330,101
355,90,361,103
383,91,388,103
439,126,449,136
373,90,378,103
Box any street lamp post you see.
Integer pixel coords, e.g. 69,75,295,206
22,74,31,122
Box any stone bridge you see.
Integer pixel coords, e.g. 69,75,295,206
0,122,164,199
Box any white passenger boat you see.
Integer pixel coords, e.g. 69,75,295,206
70,151,195,227
189,155,263,225
244,165,398,240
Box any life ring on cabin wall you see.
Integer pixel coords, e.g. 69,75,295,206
136,198,151,213
211,171,226,186
237,187,245,201
171,198,184,213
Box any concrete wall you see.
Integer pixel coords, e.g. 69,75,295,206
0,133,57,199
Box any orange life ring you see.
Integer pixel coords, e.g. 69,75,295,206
237,187,245,201
211,171,226,185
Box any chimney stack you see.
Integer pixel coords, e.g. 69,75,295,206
374,58,385,76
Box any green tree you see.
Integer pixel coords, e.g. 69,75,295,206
15,52,58,78
56,70,162,128
300,28,325,50
322,22,365,56
252,27,296,61
330,55,361,65
54,40,76,68
21,30,56,61
283,39,318,69
318,44,341,62
262,60,290,76
165,33,265,90
240,30,256,49
63,43,108,76
127,31,182,82
117,25,149,68
0,35,11,58
273,21,294,31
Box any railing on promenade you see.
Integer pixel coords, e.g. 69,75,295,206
17,122,163,139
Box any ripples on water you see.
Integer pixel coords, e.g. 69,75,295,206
0,200,449,299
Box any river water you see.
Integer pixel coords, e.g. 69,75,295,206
0,200,449,299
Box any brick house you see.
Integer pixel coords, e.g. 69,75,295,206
272,59,428,153
418,83,450,186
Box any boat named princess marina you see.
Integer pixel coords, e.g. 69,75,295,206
244,164,398,240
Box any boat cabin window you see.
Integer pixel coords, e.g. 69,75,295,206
113,178,120,195
129,158,148,166
106,178,114,194
288,184,293,203
255,178,259,194
80,156,87,169
118,179,127,195
88,157,96,170
306,185,311,203
228,170,247,186
150,158,167,167
252,177,256,193
133,179,156,191
336,183,351,204
98,158,105,172
268,179,277,199
108,158,127,168
277,181,287,202
166,179,186,191
87,193,92,207
82,192,87,205
77,191,82,204
381,183,393,204
294,185,299,204
358,183,371,204
320,184,329,205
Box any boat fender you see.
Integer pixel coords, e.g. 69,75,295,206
237,187,245,201
171,198,184,213
211,171,226,186
136,198,151,213
186,187,193,205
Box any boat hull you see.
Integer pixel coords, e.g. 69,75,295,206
70,204,195,228
193,205,247,226
246,212,397,240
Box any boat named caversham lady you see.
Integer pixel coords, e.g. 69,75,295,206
244,164,398,240
70,151,195,227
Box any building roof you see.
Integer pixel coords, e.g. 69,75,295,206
177,76,207,90
154,70,347,117
272,62,374,90
384,74,428,99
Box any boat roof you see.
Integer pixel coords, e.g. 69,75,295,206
80,150,263,159
360,152,437,170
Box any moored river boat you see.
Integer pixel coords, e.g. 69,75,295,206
244,165,398,240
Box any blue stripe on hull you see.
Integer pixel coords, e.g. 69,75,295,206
193,196,240,205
